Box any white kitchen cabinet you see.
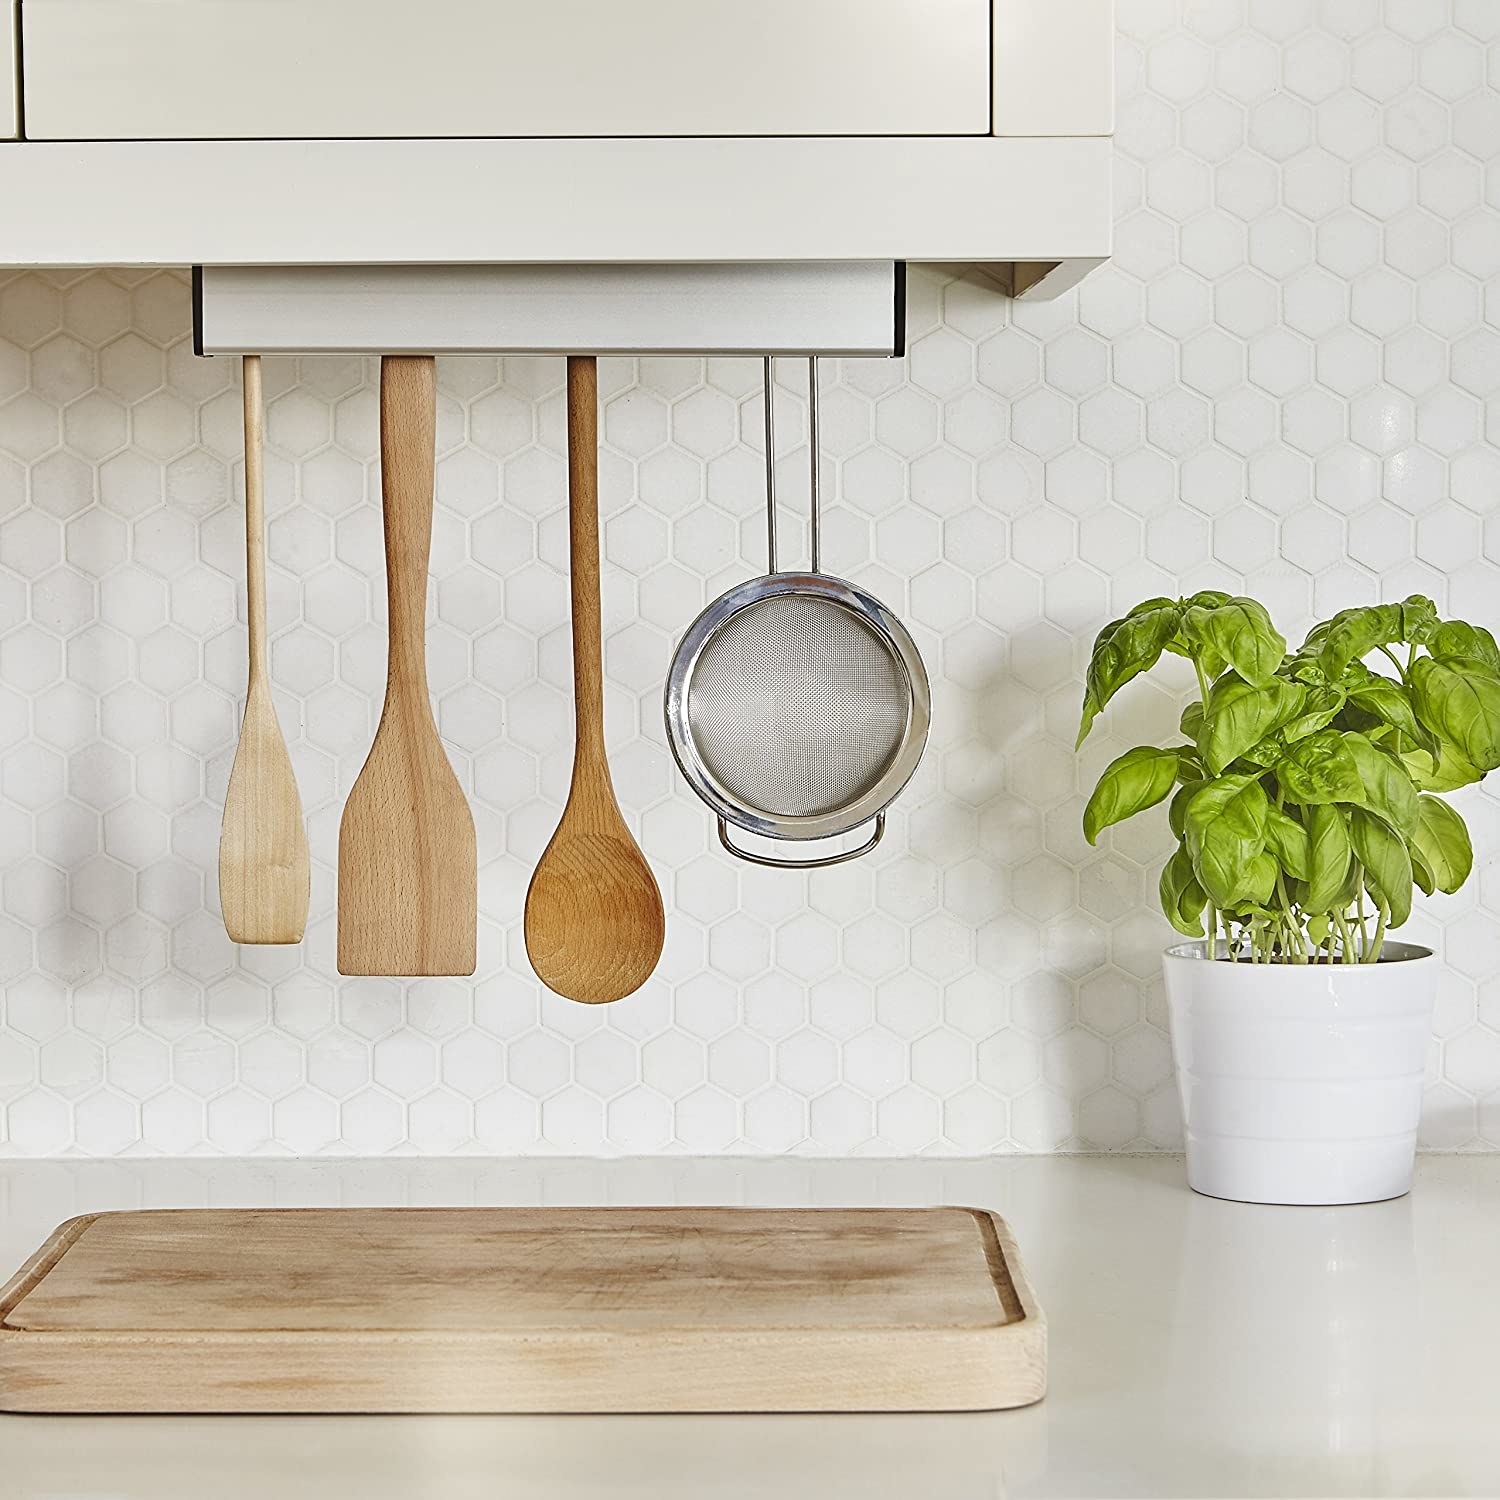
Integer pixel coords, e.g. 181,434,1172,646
1,0,1114,292
21,0,992,141
993,0,1114,136
0,136,1110,276
2,1,17,139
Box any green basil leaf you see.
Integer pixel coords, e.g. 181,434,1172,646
1285,649,1331,686
1158,847,1207,937
1303,803,1352,911
1349,809,1413,927
1184,774,1270,907
1263,805,1311,881
1237,735,1285,770
1166,592,1232,677
1176,748,1205,781
1238,685,1345,769
1185,773,1270,843
1410,795,1472,896
1192,835,1247,909
1410,841,1435,898
1127,596,1179,618
1198,674,1308,776
1077,604,1181,747
1308,596,1434,678
1179,700,1204,741
1401,743,1484,793
1345,674,1439,757
1428,619,1500,674
1299,622,1330,654
1344,732,1419,836
1278,685,1346,742
1410,656,1500,774
1275,729,1364,803
1082,746,1181,845
1166,641,1228,678
1243,851,1279,907
1180,598,1286,688
1312,602,1411,678
1169,778,1205,840
1400,595,1440,644
1183,590,1233,612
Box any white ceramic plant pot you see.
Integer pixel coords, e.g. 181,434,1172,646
1162,940,1437,1206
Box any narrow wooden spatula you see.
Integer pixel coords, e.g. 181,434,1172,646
219,355,309,944
525,357,664,1003
338,356,476,976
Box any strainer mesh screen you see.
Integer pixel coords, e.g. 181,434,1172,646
686,595,910,818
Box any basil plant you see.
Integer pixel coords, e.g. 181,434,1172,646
1078,593,1500,964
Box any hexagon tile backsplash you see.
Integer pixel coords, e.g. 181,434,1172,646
4,6,1500,1157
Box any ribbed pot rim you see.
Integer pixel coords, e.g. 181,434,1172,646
1163,940,1435,965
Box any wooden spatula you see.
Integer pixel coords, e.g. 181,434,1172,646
338,356,476,976
525,356,664,1003
219,355,309,945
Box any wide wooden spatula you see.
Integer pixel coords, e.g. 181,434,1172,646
219,355,309,944
525,356,664,1003
338,356,476,976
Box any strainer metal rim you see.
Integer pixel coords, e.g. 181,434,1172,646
664,570,931,843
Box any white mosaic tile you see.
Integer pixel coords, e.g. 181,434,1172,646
1,3,1499,1156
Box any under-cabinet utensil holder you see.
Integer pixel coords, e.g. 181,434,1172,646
193,262,905,358
198,261,913,940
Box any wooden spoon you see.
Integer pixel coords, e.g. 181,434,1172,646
525,356,664,1003
338,356,476,976
219,354,309,945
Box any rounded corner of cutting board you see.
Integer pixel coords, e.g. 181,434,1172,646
0,1212,105,1413
947,1205,1045,1302
1,1211,100,1307
45,1209,105,1240
970,1304,1050,1411
945,1203,1048,1409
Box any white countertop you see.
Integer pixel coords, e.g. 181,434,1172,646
1,1153,1496,1499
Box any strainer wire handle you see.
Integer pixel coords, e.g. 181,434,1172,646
763,355,824,575
763,355,778,572
716,812,885,870
807,355,821,574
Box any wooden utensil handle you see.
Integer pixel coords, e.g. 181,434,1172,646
380,356,438,698
567,355,606,763
242,355,268,684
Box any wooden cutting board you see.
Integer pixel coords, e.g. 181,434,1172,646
0,1206,1045,1414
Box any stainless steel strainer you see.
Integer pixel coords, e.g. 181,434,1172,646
665,357,930,868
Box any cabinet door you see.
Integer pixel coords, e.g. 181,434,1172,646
992,0,1113,137
2,1,16,138
21,0,992,141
